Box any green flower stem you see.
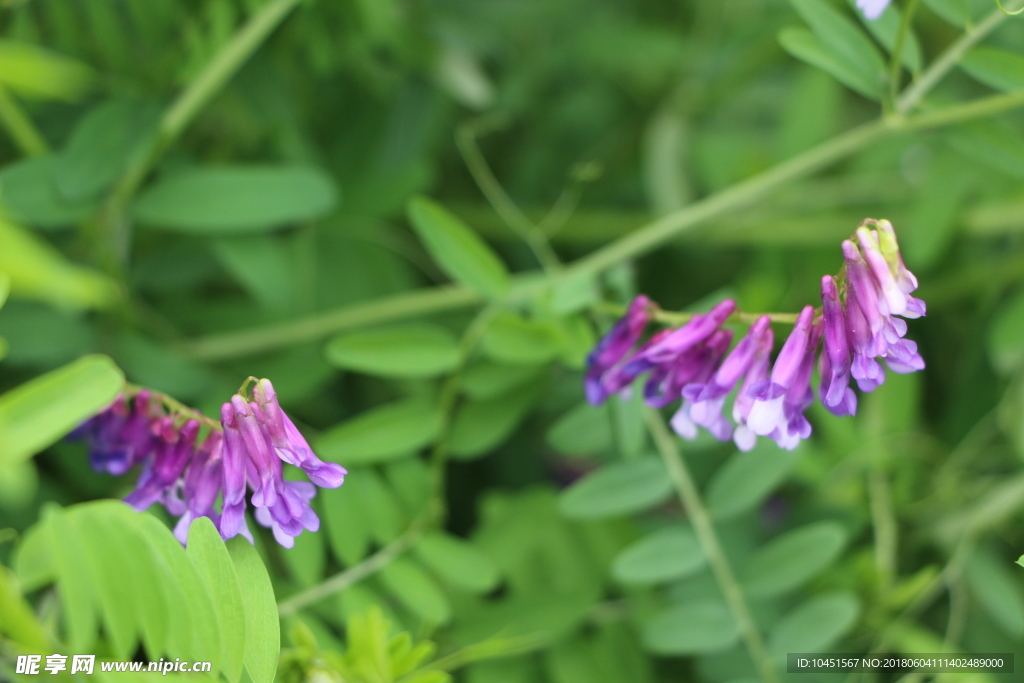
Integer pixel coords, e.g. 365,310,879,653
99,0,303,271
276,513,430,617
594,300,801,326
123,382,221,431
895,1,1022,114
0,84,48,157
185,90,1024,361
887,0,920,111
644,408,778,683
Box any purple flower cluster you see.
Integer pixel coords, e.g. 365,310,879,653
71,379,346,547
585,219,925,452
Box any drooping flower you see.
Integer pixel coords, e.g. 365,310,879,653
746,305,815,442
585,295,651,405
856,0,891,20
71,378,346,548
667,328,734,436
819,275,857,416
732,327,774,451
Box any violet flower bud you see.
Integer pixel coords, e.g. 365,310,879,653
820,275,855,414
746,305,815,438
585,295,651,405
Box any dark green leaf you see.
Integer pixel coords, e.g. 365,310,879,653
449,380,542,459
135,166,339,233
407,196,509,299
320,482,371,566
849,0,921,71
961,47,1024,93
740,521,847,598
642,600,739,654
965,550,1024,638
460,362,545,400
989,289,1024,374
482,312,563,365
415,531,501,593
546,402,613,455
768,592,860,656
0,156,96,228
612,526,705,585
778,27,882,98
707,442,800,520
559,458,673,519
379,557,452,624
316,398,443,465
324,324,461,378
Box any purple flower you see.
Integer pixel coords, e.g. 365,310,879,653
680,316,773,442
124,418,199,513
773,320,821,450
732,323,774,451
585,295,651,405
819,276,857,416
746,306,816,443
857,0,891,20
71,392,158,476
220,402,249,540
667,329,734,436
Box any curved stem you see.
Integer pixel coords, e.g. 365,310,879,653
645,408,778,683
887,0,920,109
594,300,801,326
124,383,220,430
0,84,48,157
895,1,1021,114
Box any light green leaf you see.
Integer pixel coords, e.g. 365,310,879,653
415,532,501,593
790,0,886,79
551,271,599,315
0,216,119,309
324,324,461,378
988,289,1024,374
0,565,48,649
0,156,97,228
316,398,443,465
559,458,673,519
379,557,452,624
407,196,509,299
75,510,138,658
961,47,1024,93
482,312,563,365
642,600,739,655
768,592,860,656
187,518,246,683
778,27,882,99
135,166,339,233
228,537,280,683
740,521,847,598
45,506,98,651
0,354,124,468
921,0,971,27
449,380,542,459
546,402,613,455
612,526,705,585
0,40,93,100
360,467,407,544
55,99,160,201
965,550,1024,638
707,442,800,520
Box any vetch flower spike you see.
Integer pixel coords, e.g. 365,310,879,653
585,295,651,405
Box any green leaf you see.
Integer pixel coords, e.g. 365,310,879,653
740,521,847,598
988,289,1024,374
0,156,97,228
228,537,280,683
45,506,98,651
379,557,452,624
921,0,971,27
642,600,739,655
324,324,461,378
790,0,886,79
385,458,432,515
415,532,500,593
849,0,921,71
768,592,860,656
75,510,138,658
449,380,542,459
946,120,1024,179
778,27,882,99
460,362,545,399
320,483,371,565
55,99,160,201
706,442,800,520
210,235,294,313
550,271,600,315
559,458,673,519
546,402,613,455
961,47,1024,93
135,166,339,233
965,550,1024,638
316,398,443,465
0,217,119,309
187,518,246,683
482,312,563,365
0,40,93,100
612,526,705,585
0,565,48,649
0,354,124,468
407,196,509,299
360,467,407,543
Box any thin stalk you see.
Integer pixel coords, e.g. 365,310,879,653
594,300,800,326
99,0,303,270
277,516,429,617
644,408,778,683
0,84,48,157
887,0,920,110
896,1,1021,114
183,91,1024,360
869,467,898,593
456,121,563,272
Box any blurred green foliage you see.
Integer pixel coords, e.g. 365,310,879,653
2,0,1024,682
